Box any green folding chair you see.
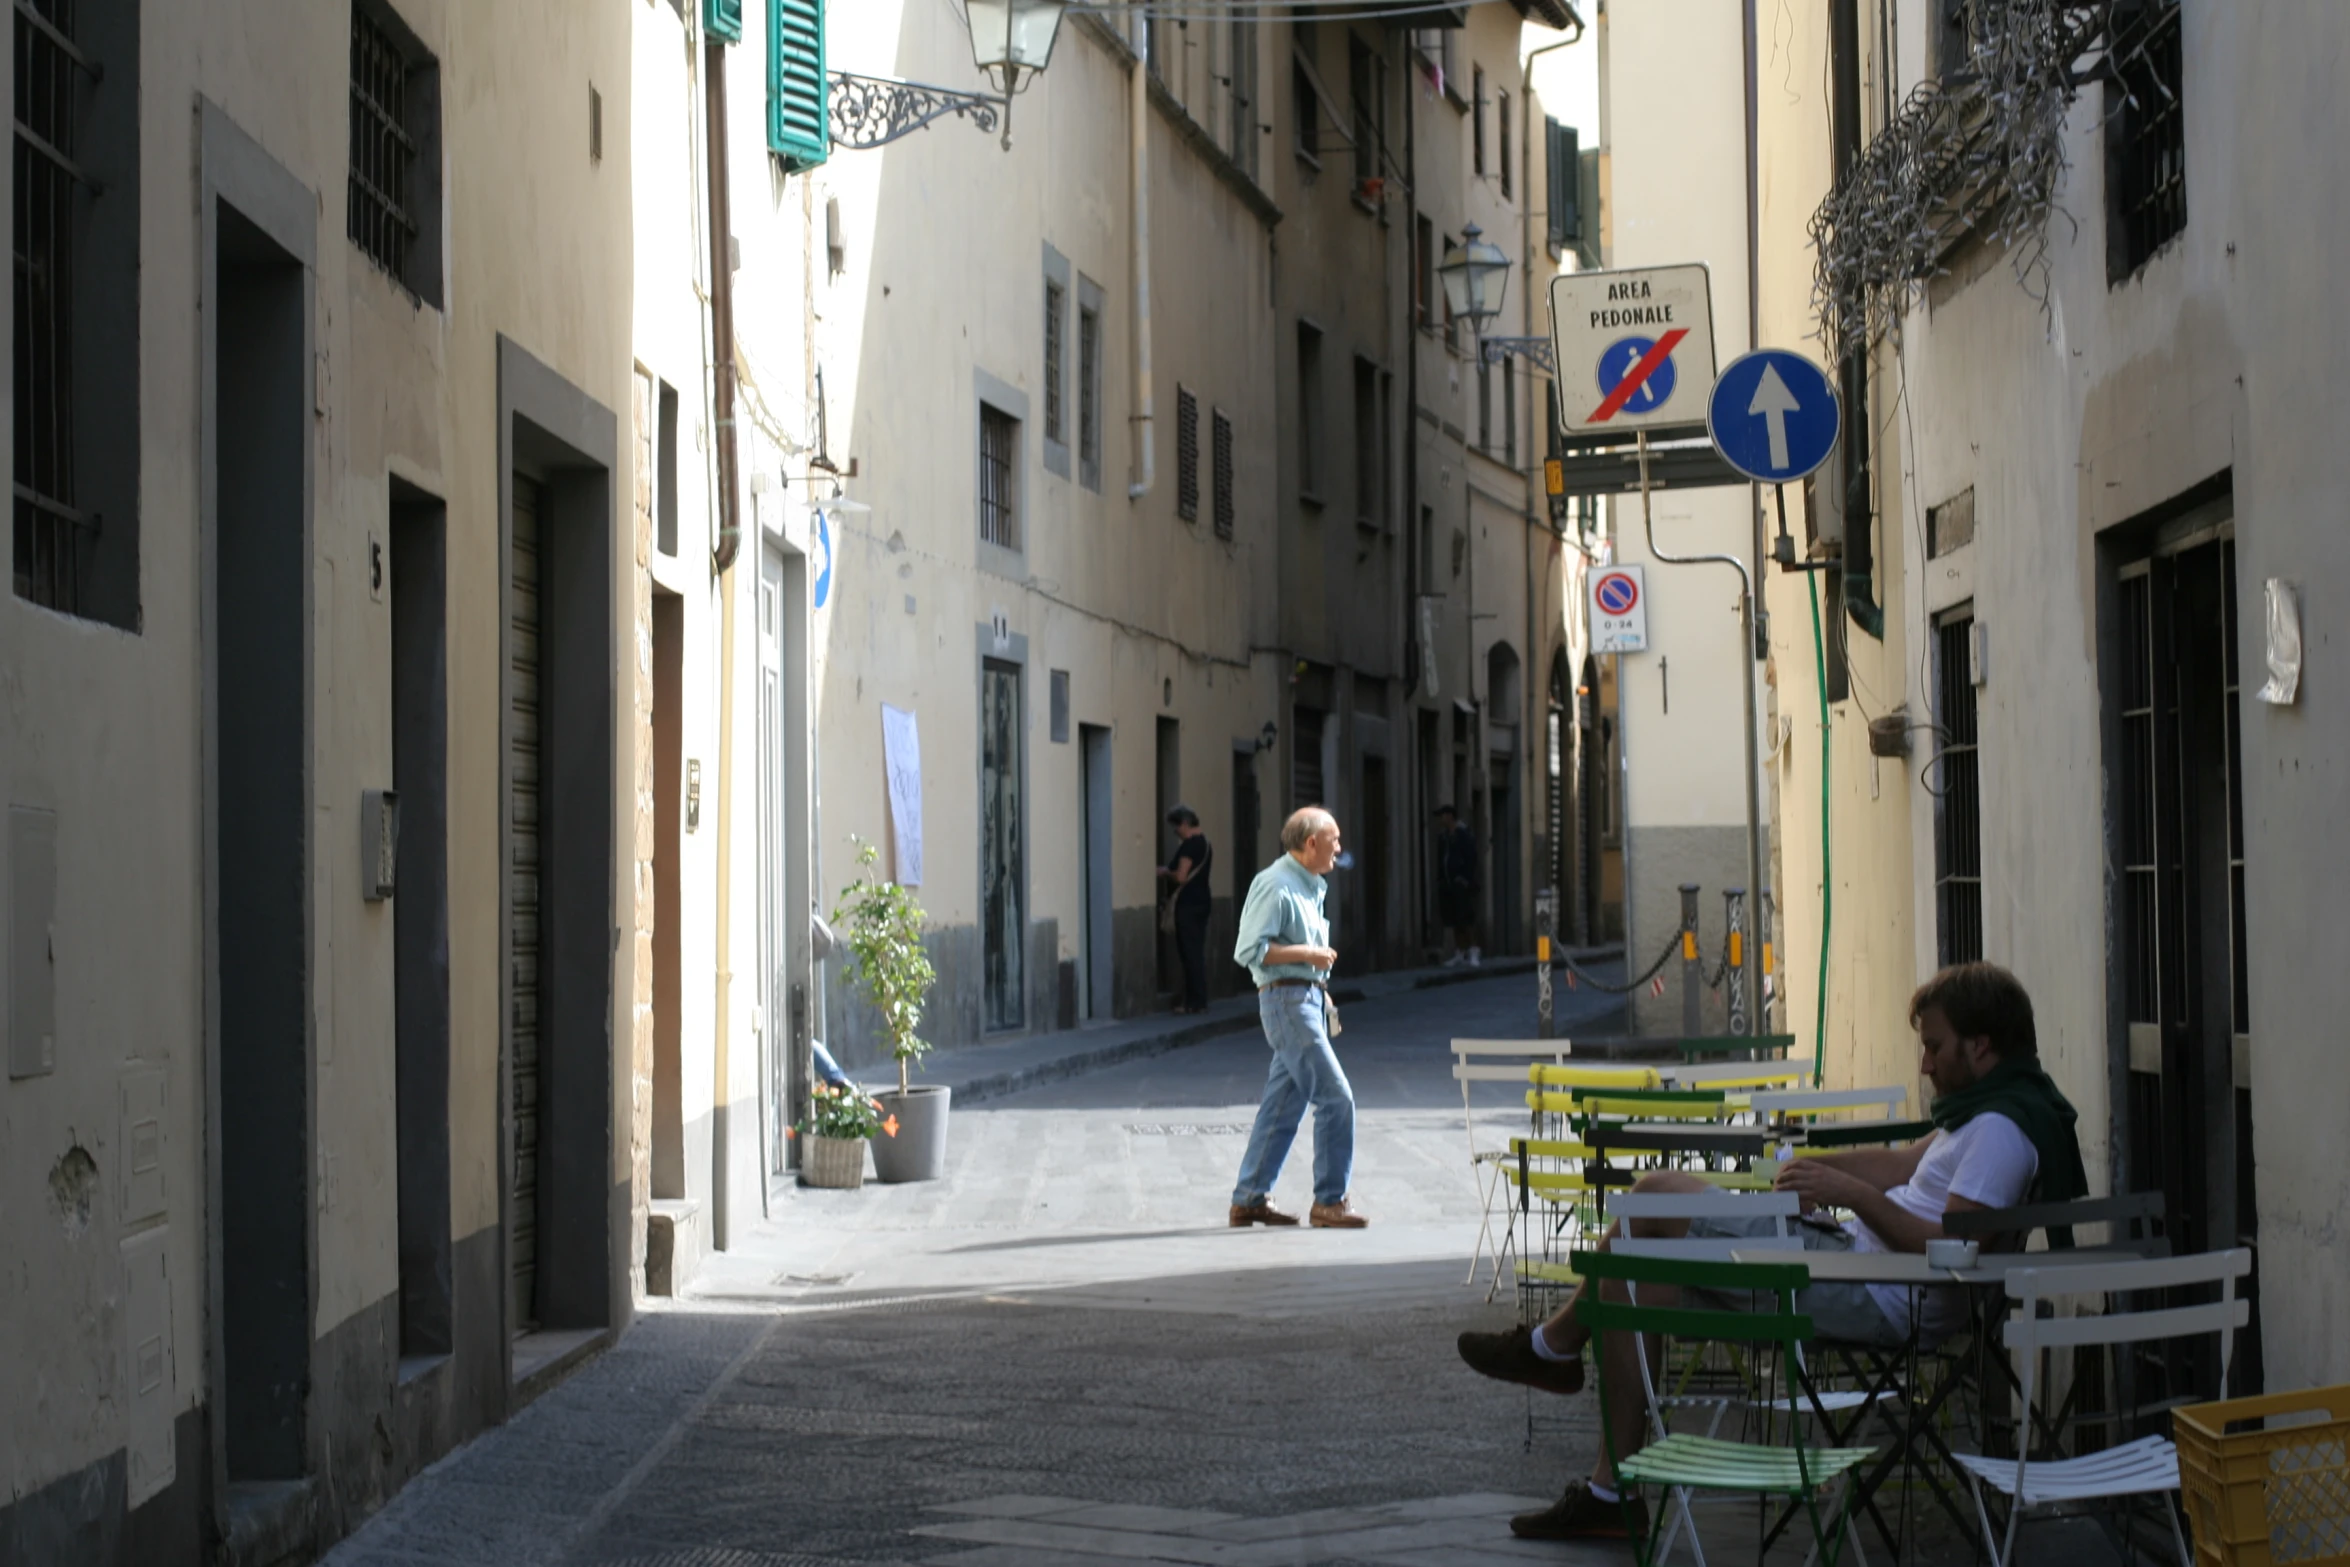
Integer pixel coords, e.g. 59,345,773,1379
1574,1249,1881,1567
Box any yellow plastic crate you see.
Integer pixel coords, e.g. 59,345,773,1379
2175,1384,2350,1566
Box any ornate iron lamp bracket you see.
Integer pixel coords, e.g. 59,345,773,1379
1480,337,1557,375
829,72,1002,150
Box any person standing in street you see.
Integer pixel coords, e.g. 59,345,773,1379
1434,804,1481,966
1226,807,1368,1230
1158,805,1214,1014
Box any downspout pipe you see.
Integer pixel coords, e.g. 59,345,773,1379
705,36,743,1246
1829,0,1883,639
1402,35,1420,697
1127,16,1155,500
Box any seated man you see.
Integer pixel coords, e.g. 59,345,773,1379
1457,961,2088,1542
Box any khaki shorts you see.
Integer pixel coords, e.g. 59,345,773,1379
1681,1214,1907,1347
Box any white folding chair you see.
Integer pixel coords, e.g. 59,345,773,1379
1748,1086,1910,1123
1452,1040,1576,1286
1949,1248,2253,1567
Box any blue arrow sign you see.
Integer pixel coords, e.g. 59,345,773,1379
1706,349,1841,484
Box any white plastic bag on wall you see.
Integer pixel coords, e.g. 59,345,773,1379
2254,577,2302,706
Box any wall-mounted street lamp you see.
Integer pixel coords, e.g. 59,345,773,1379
966,0,1069,148
1255,720,1279,754
1437,223,1512,343
828,1,1069,153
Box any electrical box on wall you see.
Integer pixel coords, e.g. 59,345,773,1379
361,790,399,901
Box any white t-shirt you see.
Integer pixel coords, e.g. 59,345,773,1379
1846,1112,2039,1340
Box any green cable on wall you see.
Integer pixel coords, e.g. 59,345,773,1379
1807,575,1832,1088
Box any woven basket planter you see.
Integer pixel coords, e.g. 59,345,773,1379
800,1133,869,1189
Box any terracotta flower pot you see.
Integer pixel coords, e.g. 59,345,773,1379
800,1132,868,1189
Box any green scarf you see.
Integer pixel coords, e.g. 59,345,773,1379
1930,1056,2090,1245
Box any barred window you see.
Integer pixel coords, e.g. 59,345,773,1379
979,404,1019,550
1934,610,1983,965
1043,278,1066,445
1296,321,1324,500
15,0,140,626
2107,0,2184,280
1352,358,1382,530
1175,388,1199,522
1212,410,1235,540
1077,299,1102,490
349,0,442,305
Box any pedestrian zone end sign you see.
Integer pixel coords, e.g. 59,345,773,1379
1590,565,1649,654
1548,264,1718,436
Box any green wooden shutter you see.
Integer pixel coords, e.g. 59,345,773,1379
705,0,743,44
769,0,828,172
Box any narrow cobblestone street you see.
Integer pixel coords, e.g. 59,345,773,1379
324,974,1631,1566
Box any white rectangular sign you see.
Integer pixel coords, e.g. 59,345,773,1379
881,703,924,886
1589,565,1650,654
1548,264,1719,435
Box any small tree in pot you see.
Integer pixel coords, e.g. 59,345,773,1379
832,837,949,1181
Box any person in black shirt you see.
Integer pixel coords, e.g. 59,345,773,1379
1158,805,1214,1013
1433,804,1480,967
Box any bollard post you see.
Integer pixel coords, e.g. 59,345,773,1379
1723,888,1748,1039
1535,888,1558,1039
1679,883,1702,1038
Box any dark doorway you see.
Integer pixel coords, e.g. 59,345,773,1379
2109,512,2258,1398
1361,754,1390,965
391,483,451,1364
1154,716,1180,999
212,202,312,1482
1489,746,1521,955
1231,744,1261,909
651,590,684,1200
508,475,545,1333
981,659,1026,1030
1081,724,1113,1020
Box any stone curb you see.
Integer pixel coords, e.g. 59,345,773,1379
942,950,1625,1105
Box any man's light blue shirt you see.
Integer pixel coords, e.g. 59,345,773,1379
1233,852,1330,987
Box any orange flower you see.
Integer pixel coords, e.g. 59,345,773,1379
882,1115,900,1139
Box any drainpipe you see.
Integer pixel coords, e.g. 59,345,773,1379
705,37,742,1246
1402,34,1420,699
1829,0,1883,639
1127,16,1155,500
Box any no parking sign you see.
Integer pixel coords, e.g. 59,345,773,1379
1590,566,1648,653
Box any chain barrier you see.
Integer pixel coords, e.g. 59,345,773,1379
1556,933,1683,997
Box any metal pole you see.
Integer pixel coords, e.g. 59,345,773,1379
1536,887,1558,1039
1723,887,1748,1038
1636,431,1769,1037
1679,883,1702,1039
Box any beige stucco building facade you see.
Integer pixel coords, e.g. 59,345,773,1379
1756,0,2350,1396
3,0,642,1561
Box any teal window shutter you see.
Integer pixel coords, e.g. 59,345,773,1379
705,0,743,44
769,0,828,171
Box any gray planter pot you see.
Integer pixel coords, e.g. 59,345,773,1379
871,1085,951,1183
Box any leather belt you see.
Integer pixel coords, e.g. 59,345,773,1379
1258,977,1326,991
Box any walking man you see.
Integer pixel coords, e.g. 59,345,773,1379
1433,804,1480,966
1227,806,1368,1230
1157,805,1213,1014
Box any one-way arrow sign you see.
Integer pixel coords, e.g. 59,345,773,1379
1707,349,1840,484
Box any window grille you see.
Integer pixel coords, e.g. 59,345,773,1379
1044,279,1066,445
979,405,1018,550
1353,359,1380,529
349,4,422,285
1472,67,1486,176
1077,305,1101,489
1175,388,1199,522
1476,361,1492,452
1502,358,1517,467
1934,612,1983,965
1414,214,1434,329
15,0,90,613
1212,410,1235,540
1293,59,1320,163
1227,11,1257,179
1498,90,1511,199
1296,323,1323,499
1349,38,1379,190
2109,0,2185,278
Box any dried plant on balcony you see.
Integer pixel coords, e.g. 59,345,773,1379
1809,0,2133,361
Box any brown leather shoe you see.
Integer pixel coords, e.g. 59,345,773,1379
1229,1200,1300,1227
1308,1198,1369,1228
1458,1324,1585,1395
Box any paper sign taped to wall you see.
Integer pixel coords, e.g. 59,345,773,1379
882,703,924,885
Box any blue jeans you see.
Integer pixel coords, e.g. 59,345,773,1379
1230,985,1356,1207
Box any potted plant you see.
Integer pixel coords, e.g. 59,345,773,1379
791,1082,895,1190
832,837,948,1182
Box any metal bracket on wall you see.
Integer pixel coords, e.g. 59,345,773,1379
829,72,1002,150
1479,337,1557,375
